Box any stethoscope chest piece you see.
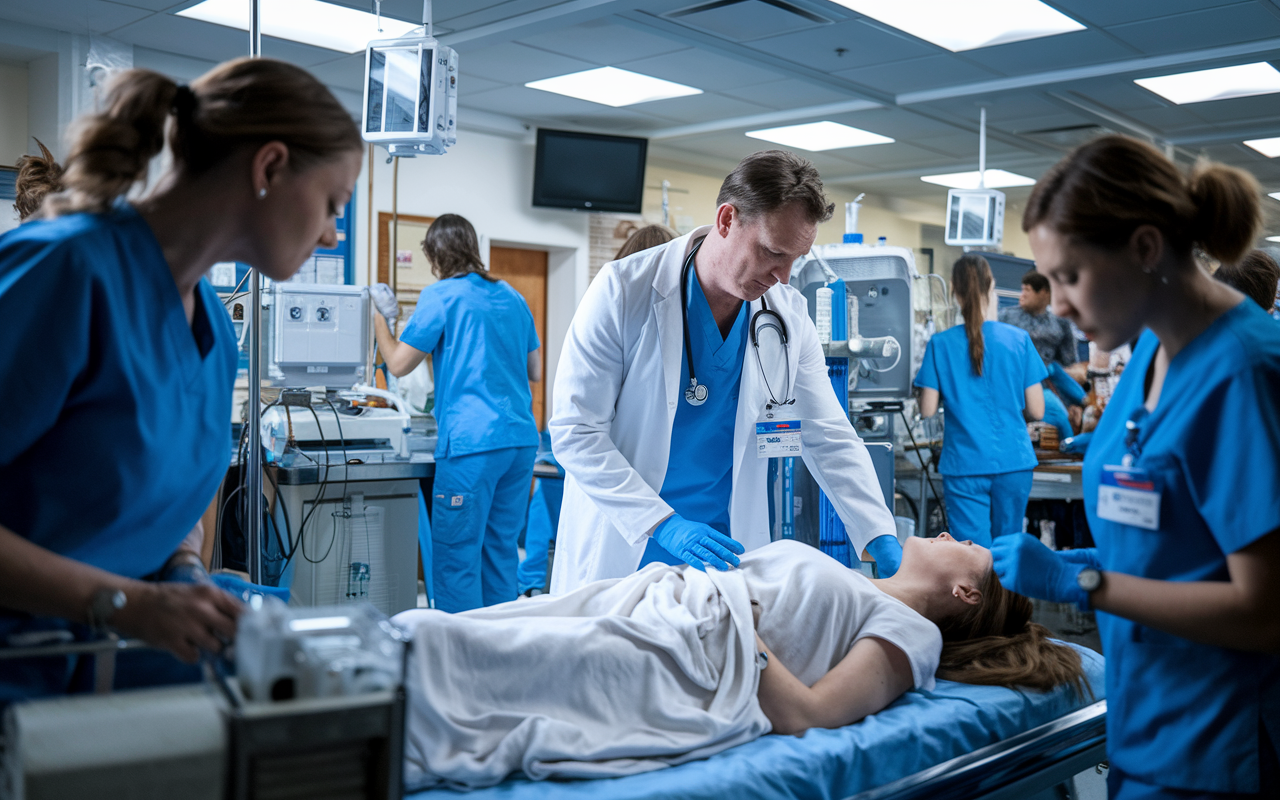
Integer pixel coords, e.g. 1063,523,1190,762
685,380,709,406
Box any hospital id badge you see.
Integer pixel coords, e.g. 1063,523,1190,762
1097,465,1161,530
756,419,802,458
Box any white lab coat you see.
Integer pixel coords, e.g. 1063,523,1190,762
549,227,896,594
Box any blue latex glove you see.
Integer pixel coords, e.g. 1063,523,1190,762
1048,362,1087,405
1060,431,1092,454
652,514,744,571
992,533,1088,609
865,534,902,577
1042,389,1074,440
1058,547,1102,570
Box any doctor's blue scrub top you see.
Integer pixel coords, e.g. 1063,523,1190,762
0,204,237,584
1084,300,1280,794
400,273,540,458
647,265,749,564
914,321,1046,476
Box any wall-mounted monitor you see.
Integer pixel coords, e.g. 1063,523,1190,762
944,188,1005,247
532,129,648,213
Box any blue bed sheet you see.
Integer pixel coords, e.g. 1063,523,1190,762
407,643,1104,800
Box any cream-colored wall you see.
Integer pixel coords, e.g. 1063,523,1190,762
0,61,29,165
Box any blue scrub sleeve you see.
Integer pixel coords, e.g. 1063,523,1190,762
0,239,91,465
914,338,939,389
1048,362,1087,405
399,286,446,354
1022,333,1049,388
1186,366,1280,553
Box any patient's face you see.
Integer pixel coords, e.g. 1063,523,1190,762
903,533,992,588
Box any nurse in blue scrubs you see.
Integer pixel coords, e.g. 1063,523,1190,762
0,59,364,702
373,214,541,613
914,255,1046,548
993,135,1280,798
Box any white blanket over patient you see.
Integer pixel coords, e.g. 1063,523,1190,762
395,564,768,789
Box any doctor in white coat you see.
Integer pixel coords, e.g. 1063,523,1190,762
550,151,900,594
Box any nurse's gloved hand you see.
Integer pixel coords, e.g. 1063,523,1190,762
653,514,744,571
865,534,902,577
991,533,1087,608
370,283,400,322
1057,547,1102,570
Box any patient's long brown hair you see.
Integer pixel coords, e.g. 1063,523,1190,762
936,570,1090,698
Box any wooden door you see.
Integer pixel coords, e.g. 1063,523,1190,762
488,246,549,429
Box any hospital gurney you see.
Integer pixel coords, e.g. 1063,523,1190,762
408,643,1104,800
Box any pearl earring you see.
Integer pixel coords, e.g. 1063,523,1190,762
258,188,267,199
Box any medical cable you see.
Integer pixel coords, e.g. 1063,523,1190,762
752,312,794,408
679,241,709,405
897,408,950,533
862,339,903,374
294,404,339,565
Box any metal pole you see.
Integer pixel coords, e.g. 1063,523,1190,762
246,0,264,584
977,107,986,189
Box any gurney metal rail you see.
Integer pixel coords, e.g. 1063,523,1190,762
847,700,1107,800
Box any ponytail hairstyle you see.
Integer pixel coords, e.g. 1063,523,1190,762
13,138,63,221
46,58,361,217
951,254,993,376
1023,134,1261,268
936,569,1090,699
423,214,494,282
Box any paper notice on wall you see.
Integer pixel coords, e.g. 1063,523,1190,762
397,250,414,266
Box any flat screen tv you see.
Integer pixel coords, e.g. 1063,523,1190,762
532,129,648,213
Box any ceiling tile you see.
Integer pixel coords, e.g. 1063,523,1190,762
1049,0,1244,28
834,55,1000,95
720,78,850,110
666,0,829,43
0,0,152,35
1179,93,1280,123
958,29,1139,74
458,73,505,94
1105,4,1280,55
107,0,195,11
1066,82,1167,112
517,19,686,65
1123,104,1218,130
638,92,771,124
306,53,366,93
617,47,787,92
111,14,249,62
748,19,936,73
131,45,216,82
829,107,961,139
457,41,595,84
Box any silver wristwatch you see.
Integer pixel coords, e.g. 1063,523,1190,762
1076,568,1102,608
87,588,127,634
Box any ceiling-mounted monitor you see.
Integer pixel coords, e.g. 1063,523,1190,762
532,129,648,213
944,188,1006,247
363,33,457,157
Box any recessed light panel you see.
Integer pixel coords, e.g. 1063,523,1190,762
1267,235,1280,243
745,121,894,151
1135,63,1280,105
921,170,1036,189
526,67,701,107
1245,137,1280,158
179,0,418,53
831,0,1084,52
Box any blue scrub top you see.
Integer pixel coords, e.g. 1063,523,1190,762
1084,301,1280,793
914,322,1046,476
645,265,749,565
400,273,540,458
0,204,237,583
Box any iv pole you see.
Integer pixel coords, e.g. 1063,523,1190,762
245,0,264,584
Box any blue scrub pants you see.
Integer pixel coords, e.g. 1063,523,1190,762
430,445,536,613
516,479,553,593
942,470,1034,548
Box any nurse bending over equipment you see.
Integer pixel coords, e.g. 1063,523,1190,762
372,214,541,613
994,135,1280,798
551,150,902,592
394,535,1088,789
0,59,364,701
915,255,1046,548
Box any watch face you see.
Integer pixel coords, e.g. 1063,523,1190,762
1078,569,1101,592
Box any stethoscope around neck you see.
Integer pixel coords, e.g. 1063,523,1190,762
679,240,794,408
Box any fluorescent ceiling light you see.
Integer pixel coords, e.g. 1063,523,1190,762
1135,62,1280,105
525,67,700,107
921,170,1036,189
745,121,894,151
178,0,417,53
831,0,1084,52
1245,137,1280,157
1268,236,1280,243
1270,192,1280,202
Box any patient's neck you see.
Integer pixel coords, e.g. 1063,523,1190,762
872,577,945,624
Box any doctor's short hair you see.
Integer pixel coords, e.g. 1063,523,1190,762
716,150,835,225
1020,270,1049,294
1023,134,1261,267
45,58,361,216
13,139,63,221
422,214,495,282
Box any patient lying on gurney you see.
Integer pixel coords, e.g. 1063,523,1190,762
393,535,1087,790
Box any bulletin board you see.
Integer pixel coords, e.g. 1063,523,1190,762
378,211,437,301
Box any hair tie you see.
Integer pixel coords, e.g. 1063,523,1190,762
172,84,197,118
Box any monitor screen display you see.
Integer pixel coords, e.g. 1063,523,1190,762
532,129,648,213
